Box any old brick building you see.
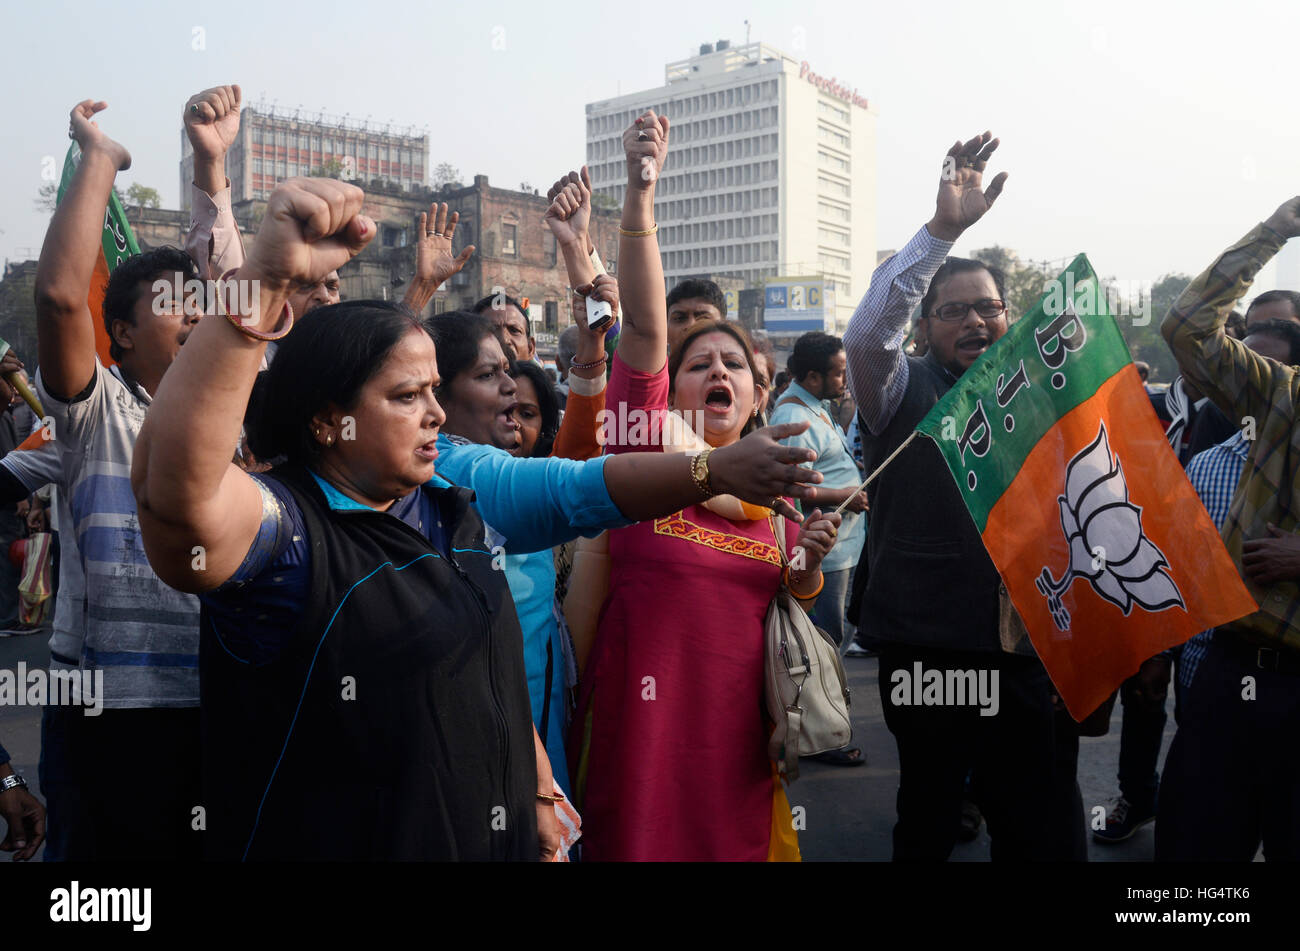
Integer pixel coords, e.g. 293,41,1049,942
126,175,620,357
0,260,39,366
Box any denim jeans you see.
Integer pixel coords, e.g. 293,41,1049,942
812,568,853,655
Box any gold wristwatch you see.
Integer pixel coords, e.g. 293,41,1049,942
689,448,715,498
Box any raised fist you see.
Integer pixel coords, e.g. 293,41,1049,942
242,178,374,295
623,110,669,191
184,85,242,162
1264,197,1300,240
68,100,130,171
545,166,593,250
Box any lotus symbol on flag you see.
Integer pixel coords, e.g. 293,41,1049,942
1035,422,1185,630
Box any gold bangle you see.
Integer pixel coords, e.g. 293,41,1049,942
786,567,824,600
536,792,565,803
619,223,658,237
689,447,715,498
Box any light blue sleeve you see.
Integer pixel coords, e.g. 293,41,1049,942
767,402,822,468
433,440,632,553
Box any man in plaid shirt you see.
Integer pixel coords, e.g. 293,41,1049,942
1156,198,1300,861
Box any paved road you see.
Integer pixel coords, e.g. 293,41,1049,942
0,635,1178,863
785,653,1175,861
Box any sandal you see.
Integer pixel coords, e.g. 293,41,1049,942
806,746,866,767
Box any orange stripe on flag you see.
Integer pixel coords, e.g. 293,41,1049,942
984,365,1257,720
89,250,116,367
16,430,49,452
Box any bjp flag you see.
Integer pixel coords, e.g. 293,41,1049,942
56,141,136,366
914,254,1257,720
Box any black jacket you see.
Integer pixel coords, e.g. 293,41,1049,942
200,464,538,860
856,352,1003,653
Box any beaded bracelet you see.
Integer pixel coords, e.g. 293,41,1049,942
568,355,608,371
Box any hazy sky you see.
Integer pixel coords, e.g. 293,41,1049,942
3,0,1296,294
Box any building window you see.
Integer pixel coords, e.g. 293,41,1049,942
544,231,557,267
544,300,559,332
434,298,447,315
502,223,517,257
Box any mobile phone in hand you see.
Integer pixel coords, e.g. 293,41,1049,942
584,294,614,333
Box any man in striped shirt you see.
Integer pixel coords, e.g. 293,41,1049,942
33,99,209,860
1156,198,1300,861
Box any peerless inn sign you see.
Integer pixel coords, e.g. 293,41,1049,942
798,61,870,111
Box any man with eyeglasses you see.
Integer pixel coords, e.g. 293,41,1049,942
843,132,1086,861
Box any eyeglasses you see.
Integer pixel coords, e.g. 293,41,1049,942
930,298,1007,322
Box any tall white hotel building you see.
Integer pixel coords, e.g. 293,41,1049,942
585,41,877,332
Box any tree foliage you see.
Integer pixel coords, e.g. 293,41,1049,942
969,245,1053,320
432,162,462,189
314,157,347,179
34,181,58,212
125,183,161,209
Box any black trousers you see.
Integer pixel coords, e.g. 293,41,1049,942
1116,670,1168,813
1156,635,1300,861
878,644,1086,861
62,706,202,861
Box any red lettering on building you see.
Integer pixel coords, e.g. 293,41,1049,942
798,60,870,111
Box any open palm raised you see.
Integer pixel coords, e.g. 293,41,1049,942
929,131,1008,241
415,202,474,288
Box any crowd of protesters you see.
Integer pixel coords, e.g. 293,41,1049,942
1,87,1298,863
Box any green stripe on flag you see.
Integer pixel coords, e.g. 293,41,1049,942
57,143,140,271
916,254,1134,532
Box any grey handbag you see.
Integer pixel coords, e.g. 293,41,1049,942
764,516,853,781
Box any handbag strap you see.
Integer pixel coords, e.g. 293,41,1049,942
770,513,788,571
777,393,853,456
783,699,803,781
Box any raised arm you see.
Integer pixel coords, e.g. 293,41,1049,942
614,110,670,373
544,169,615,459
133,179,374,592
34,101,131,399
845,133,1007,435
402,202,475,315
550,274,616,461
183,84,246,279
546,165,601,287
1160,198,1298,424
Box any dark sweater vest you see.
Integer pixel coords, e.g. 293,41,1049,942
200,465,538,860
857,352,1003,653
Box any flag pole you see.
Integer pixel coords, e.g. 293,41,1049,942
832,429,919,518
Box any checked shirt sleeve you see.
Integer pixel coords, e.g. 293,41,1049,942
844,225,952,435
1160,223,1288,426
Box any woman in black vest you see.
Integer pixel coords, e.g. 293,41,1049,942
133,178,831,860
